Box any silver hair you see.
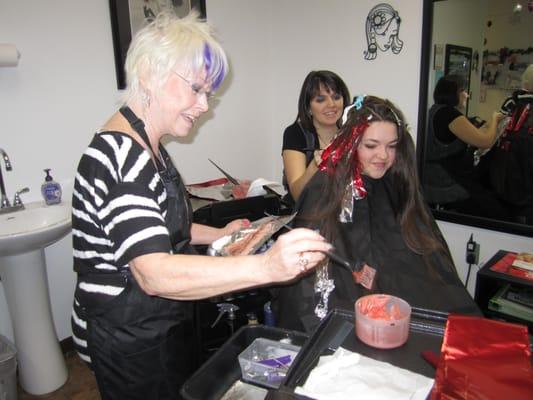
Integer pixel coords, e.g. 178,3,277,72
121,10,228,104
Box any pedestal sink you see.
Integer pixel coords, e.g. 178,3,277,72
0,201,71,395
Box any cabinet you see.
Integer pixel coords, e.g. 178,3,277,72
474,250,533,332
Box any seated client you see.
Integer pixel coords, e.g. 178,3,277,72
272,95,480,333
488,64,533,223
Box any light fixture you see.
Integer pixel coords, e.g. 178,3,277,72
513,2,523,13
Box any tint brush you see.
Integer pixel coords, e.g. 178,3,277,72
266,212,377,290
325,250,377,290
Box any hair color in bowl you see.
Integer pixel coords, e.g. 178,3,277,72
355,294,411,349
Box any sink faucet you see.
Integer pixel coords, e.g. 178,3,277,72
0,149,28,214
0,148,12,209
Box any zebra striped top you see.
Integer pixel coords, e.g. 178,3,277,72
71,131,172,364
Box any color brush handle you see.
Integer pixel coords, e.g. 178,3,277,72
264,211,357,272
324,250,354,272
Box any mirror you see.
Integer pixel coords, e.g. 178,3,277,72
417,0,533,237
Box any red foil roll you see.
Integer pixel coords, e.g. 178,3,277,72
431,314,533,399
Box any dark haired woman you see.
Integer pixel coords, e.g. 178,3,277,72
272,95,479,333
423,74,508,218
282,70,350,204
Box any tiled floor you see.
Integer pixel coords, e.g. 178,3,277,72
18,352,100,400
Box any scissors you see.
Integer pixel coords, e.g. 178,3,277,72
208,158,240,185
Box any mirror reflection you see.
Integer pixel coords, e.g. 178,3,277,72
419,0,533,234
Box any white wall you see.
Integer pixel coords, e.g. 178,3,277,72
429,0,486,117
0,0,531,343
0,1,121,342
478,0,533,120
437,220,532,295
431,0,533,121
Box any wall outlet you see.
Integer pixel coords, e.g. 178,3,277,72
465,234,480,265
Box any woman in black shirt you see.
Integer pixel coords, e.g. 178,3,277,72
423,74,507,218
282,71,350,204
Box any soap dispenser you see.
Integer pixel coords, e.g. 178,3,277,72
41,168,62,205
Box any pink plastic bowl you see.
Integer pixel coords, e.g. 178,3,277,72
355,294,411,349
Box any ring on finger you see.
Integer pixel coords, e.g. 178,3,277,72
298,253,309,271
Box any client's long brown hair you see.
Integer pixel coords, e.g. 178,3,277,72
308,95,446,256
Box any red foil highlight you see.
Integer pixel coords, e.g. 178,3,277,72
318,122,369,199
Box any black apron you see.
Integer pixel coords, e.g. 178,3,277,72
423,104,470,205
86,106,196,400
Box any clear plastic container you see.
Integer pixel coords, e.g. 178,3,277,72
355,294,411,349
238,338,300,389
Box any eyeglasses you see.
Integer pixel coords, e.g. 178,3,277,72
173,71,215,102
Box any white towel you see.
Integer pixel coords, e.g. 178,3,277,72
295,348,434,400
246,178,285,198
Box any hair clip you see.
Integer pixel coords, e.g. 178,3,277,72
341,103,356,125
341,94,367,125
354,94,366,110
389,108,402,126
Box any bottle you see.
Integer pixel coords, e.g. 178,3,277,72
247,312,258,325
264,301,276,326
41,168,62,205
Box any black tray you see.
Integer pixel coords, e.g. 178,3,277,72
282,308,445,392
180,324,308,400
193,194,284,227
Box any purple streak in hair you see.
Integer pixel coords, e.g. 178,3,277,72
204,44,225,89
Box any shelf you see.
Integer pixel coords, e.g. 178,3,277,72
475,250,533,332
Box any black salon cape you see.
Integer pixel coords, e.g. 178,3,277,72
271,171,480,333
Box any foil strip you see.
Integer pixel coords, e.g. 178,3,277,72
314,263,335,319
339,181,355,223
